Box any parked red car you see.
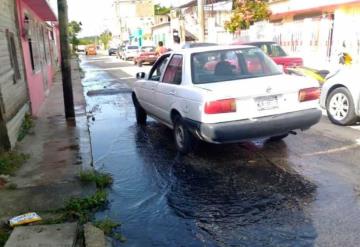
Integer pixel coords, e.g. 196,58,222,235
231,41,303,72
134,46,158,66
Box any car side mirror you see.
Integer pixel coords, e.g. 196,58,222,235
136,72,146,79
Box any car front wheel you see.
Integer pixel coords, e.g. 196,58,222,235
326,87,358,125
173,116,194,154
132,94,147,125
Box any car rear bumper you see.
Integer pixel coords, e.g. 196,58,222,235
184,108,322,143
137,57,158,63
125,54,137,58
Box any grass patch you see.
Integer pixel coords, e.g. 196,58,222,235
33,171,113,226
18,113,34,141
0,151,29,175
5,183,17,190
63,190,108,223
0,226,11,246
94,218,126,243
94,218,120,235
79,170,113,189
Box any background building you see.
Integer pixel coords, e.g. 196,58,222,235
16,0,60,115
238,0,360,67
114,0,155,46
0,0,60,150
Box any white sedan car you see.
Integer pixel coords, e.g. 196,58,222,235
132,46,322,153
320,66,360,125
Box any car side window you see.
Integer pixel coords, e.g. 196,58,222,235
270,44,287,57
259,44,269,55
149,54,170,81
162,54,183,85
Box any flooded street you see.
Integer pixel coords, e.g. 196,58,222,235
81,55,360,247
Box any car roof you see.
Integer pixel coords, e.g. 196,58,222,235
242,41,276,45
173,45,257,55
182,42,218,48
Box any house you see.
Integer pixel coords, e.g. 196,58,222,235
269,0,360,65
114,0,155,46
239,0,360,67
0,0,60,150
0,0,29,150
152,15,172,48
16,0,60,115
171,0,233,44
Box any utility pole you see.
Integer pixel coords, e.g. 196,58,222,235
179,15,186,44
197,0,205,42
57,0,75,119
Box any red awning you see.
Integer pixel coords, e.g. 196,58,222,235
23,0,57,21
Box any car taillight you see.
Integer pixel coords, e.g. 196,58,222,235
204,98,236,114
298,87,320,102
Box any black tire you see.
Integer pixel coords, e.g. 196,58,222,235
268,134,289,142
173,116,194,154
132,94,147,125
326,87,358,125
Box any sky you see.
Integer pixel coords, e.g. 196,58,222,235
49,0,187,38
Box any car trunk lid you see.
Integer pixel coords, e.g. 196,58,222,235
194,74,318,122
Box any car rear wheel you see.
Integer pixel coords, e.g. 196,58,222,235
132,94,147,125
326,87,357,125
173,116,194,154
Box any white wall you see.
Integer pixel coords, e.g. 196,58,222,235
152,24,172,48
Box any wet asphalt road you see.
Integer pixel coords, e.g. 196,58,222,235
80,54,360,247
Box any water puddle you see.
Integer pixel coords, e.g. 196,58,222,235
81,58,317,246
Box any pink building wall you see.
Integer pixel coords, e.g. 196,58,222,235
16,0,59,116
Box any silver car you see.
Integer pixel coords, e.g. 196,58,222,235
122,45,139,61
320,66,360,125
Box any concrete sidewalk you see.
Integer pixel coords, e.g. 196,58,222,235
0,58,95,223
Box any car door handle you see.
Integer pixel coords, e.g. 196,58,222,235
169,91,176,95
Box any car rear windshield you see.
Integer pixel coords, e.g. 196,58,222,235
127,46,138,50
191,48,282,84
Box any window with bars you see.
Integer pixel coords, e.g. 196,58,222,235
6,30,21,82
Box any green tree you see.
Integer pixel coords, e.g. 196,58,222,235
100,30,112,49
154,4,170,15
68,21,82,50
79,38,93,45
225,0,271,33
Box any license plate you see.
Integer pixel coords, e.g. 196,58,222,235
256,96,279,111
149,55,155,58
